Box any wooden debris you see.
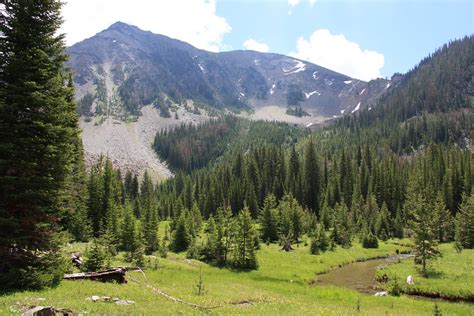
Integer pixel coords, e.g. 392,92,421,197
22,306,73,316
128,274,219,310
70,253,83,268
64,268,126,284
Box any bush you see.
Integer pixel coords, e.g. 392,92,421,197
310,225,329,255
83,239,109,272
388,275,402,296
362,232,379,248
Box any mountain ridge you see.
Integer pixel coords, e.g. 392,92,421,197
66,21,397,120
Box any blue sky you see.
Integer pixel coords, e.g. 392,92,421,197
62,0,473,81
217,0,473,79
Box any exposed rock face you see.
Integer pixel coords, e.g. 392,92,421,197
67,21,398,118
66,22,400,177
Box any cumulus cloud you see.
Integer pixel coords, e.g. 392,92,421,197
60,0,231,52
288,0,316,8
288,0,300,6
243,39,270,52
290,29,384,81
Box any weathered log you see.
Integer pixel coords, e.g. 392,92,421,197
70,253,83,268
22,306,73,316
64,268,126,284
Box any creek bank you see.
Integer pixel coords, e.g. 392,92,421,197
314,254,412,295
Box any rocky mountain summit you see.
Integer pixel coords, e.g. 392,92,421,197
66,22,401,178
67,22,399,120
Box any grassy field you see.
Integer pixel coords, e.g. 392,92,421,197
1,238,473,315
378,243,474,302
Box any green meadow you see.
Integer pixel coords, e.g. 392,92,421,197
1,238,473,315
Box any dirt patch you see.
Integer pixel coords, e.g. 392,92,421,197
80,105,208,181
231,300,253,307
239,105,330,128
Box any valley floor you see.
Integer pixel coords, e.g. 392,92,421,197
2,240,473,315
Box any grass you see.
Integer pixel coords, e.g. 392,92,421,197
378,243,474,302
1,238,473,315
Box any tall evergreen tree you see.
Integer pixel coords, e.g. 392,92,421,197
405,189,440,276
454,194,474,249
0,0,81,290
259,194,279,242
233,207,258,269
303,139,320,215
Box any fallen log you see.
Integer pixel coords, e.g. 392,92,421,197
64,268,126,284
128,271,221,310
22,306,73,316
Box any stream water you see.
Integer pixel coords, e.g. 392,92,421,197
316,254,413,295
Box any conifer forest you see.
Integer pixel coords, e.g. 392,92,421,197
0,1,473,315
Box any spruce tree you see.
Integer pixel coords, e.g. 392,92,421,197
172,213,192,252
259,194,279,242
0,0,81,290
303,139,320,214
233,207,258,269
406,191,440,276
454,194,474,249
121,202,136,261
310,225,329,254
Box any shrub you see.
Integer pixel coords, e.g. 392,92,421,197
362,232,379,248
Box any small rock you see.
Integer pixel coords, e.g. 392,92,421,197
374,291,388,297
35,298,46,301
102,296,111,302
113,298,120,302
115,300,135,305
91,296,100,302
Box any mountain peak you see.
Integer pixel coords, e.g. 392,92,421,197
107,21,138,32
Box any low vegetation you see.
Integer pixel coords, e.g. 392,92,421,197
2,239,473,315
377,243,474,302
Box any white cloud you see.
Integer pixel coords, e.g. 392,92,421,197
60,0,231,52
243,39,270,52
290,29,384,81
288,0,300,6
309,0,317,6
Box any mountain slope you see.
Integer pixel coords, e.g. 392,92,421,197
67,22,395,119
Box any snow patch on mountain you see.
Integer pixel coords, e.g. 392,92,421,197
351,102,361,113
359,88,366,95
305,90,321,99
344,80,352,84
270,82,276,95
283,60,306,75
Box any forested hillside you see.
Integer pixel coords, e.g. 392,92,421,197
2,3,473,314
154,116,306,171
60,36,474,275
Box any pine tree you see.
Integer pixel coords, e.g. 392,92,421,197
259,194,279,242
121,202,136,261
214,207,234,266
0,0,81,290
233,207,258,269
67,141,92,241
375,203,391,241
310,225,329,254
172,213,192,252
406,190,440,276
433,193,453,243
84,239,107,272
303,139,320,215
454,194,474,249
